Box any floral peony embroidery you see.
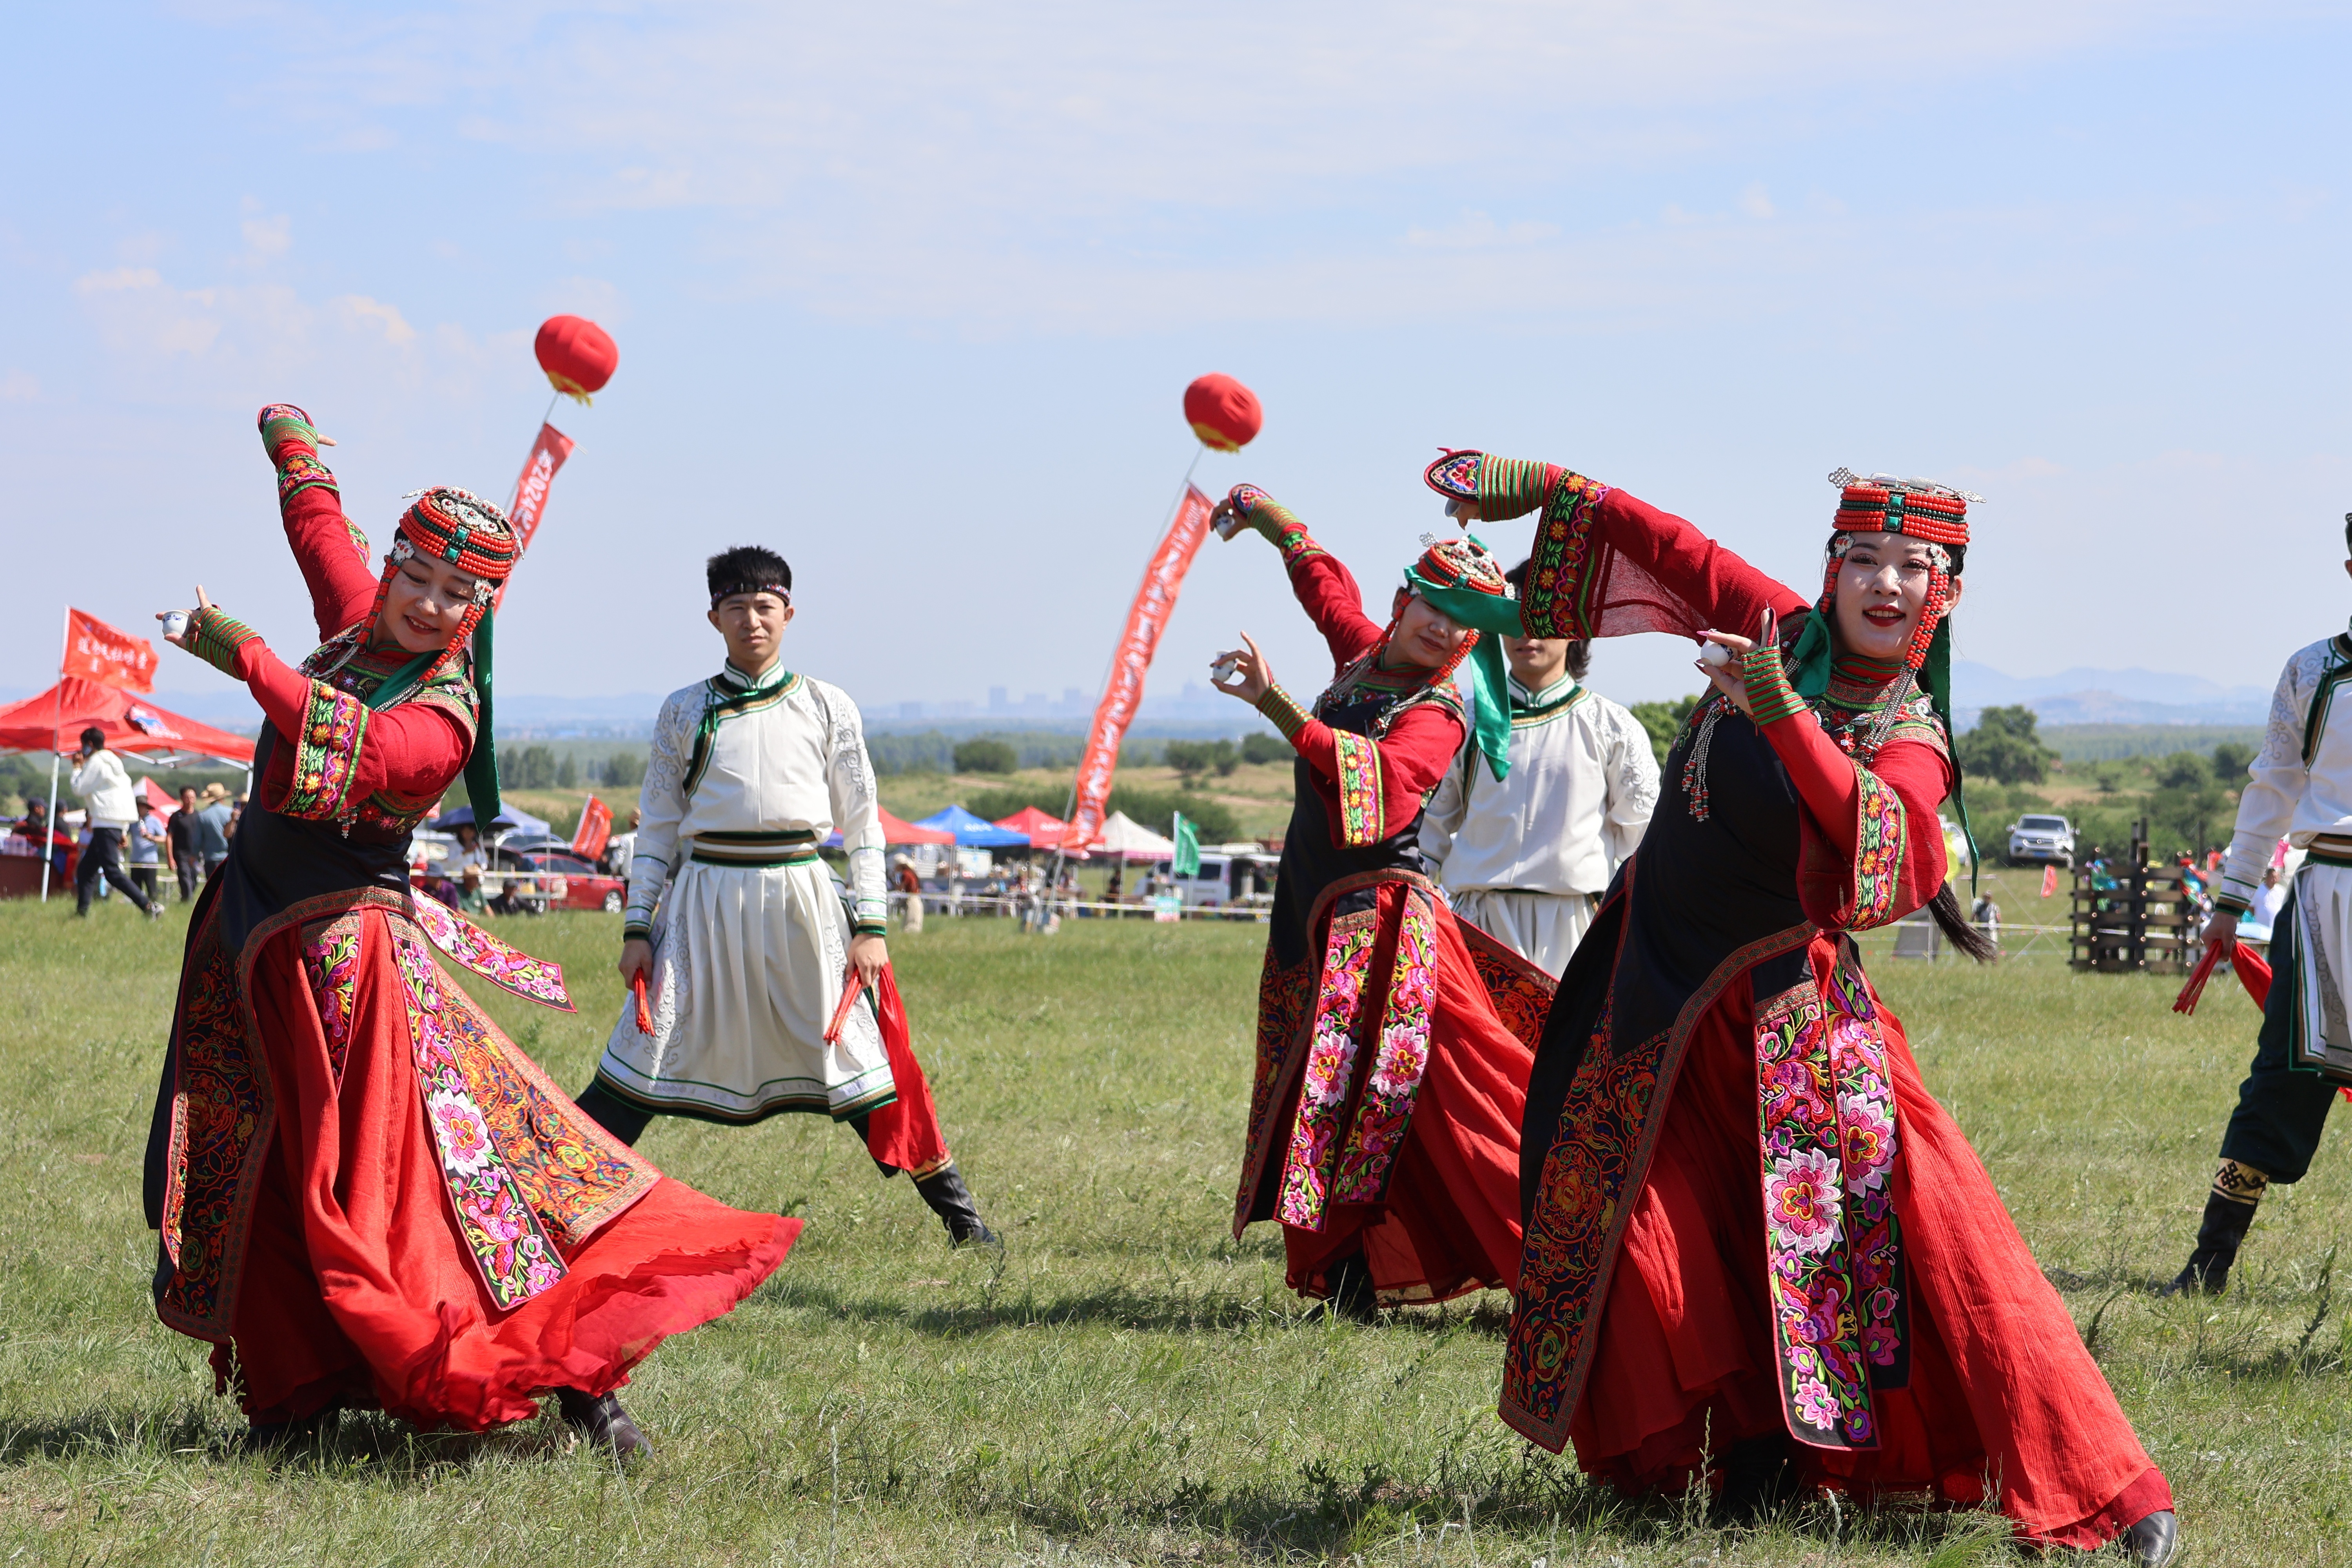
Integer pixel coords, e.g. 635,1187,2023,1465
1766,1148,1843,1256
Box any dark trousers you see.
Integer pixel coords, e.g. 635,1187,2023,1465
574,1080,893,1169
131,864,160,902
176,859,200,900
76,827,150,913
2220,895,2341,1183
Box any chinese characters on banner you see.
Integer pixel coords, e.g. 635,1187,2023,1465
573,795,613,861
494,423,577,610
63,609,158,692
1066,485,1213,852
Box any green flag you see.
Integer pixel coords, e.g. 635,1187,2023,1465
1171,811,1200,877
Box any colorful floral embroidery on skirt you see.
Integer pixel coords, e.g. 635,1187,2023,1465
1277,909,1381,1228
158,906,269,1337
410,888,575,1011
1840,764,1907,931
1332,890,1438,1205
392,931,568,1310
1753,960,1906,1451
1332,732,1384,848
300,916,365,1084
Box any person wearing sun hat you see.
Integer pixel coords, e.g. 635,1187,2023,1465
1205,484,1558,1322
139,403,795,1460
1413,451,2176,1564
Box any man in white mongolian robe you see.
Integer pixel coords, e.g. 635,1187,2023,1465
1418,574,1659,978
572,546,995,1247
2170,545,2352,1295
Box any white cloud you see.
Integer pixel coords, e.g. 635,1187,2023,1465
0,370,39,402
1738,182,1775,221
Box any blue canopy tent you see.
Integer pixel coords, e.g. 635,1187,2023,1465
428,803,552,836
916,804,1031,848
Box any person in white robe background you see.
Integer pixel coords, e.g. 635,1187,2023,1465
1418,562,1660,978
572,545,995,1247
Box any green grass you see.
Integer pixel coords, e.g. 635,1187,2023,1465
2,894,2347,1565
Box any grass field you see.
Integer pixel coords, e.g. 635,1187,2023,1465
2,892,2346,1566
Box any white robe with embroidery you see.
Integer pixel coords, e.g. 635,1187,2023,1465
595,664,896,1122
1419,677,1659,977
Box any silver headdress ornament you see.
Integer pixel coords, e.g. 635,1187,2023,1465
1827,468,1985,505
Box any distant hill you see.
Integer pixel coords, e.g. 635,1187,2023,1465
2037,724,2266,762
1953,661,2269,728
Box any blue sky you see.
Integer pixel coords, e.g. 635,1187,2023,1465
5,2,2348,717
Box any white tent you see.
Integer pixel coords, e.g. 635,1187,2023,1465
1094,810,1176,861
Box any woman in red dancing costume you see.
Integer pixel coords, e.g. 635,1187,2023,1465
1411,452,2177,1565
143,405,795,1455
1206,485,1557,1319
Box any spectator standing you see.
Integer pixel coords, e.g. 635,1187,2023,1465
67,727,163,918
167,786,203,900
194,782,234,880
1971,892,2002,941
129,794,170,907
17,798,69,882
894,854,926,934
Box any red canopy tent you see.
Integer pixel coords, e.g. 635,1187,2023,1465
825,806,956,848
0,677,256,764
994,805,1074,851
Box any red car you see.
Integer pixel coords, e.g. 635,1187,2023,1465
505,848,628,913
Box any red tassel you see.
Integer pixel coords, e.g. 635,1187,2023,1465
631,971,653,1036
2173,942,2224,1015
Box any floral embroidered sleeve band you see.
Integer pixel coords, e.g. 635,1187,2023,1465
257,402,378,641
279,681,371,822
1420,452,1812,647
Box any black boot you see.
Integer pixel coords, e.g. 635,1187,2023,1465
1322,1254,1379,1324
2165,1188,2259,1297
1711,1431,1794,1525
2125,1508,2181,1566
913,1164,997,1247
555,1386,651,1462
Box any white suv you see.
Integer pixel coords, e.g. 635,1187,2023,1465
2005,813,2076,869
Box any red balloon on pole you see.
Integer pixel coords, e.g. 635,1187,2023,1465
535,315,619,404
1183,373,1261,452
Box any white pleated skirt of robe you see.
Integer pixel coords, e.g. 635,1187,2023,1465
595,859,897,1121
1449,887,1595,980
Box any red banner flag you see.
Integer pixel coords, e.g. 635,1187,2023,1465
495,422,577,610
2040,864,2058,898
1067,485,1214,852
573,794,612,861
62,608,158,692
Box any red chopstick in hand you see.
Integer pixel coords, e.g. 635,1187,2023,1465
632,971,654,1036
823,967,863,1044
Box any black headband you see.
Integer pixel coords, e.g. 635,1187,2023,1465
711,582,792,610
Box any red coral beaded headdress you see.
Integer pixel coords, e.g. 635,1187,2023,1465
1821,468,1978,679
357,487,519,685
1391,534,1511,690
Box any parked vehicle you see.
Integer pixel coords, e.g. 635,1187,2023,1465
2005,813,2076,869
1156,849,1280,909
504,848,628,913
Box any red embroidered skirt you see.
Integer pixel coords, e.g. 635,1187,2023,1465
1270,885,1533,1307
165,898,794,1428
1568,943,2169,1548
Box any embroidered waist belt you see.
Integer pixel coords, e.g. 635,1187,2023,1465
689,828,822,868
2305,836,2352,868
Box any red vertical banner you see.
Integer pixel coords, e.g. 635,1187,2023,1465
62,609,158,691
2040,864,2058,898
573,794,613,861
495,423,577,610
1067,484,1214,851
